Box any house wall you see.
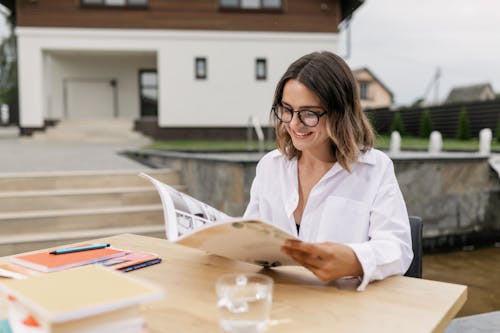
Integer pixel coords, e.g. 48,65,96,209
16,27,338,128
16,0,342,33
355,70,393,109
479,88,495,101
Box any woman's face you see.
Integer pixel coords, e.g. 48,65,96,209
281,79,331,156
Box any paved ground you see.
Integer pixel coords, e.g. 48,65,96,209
0,130,150,173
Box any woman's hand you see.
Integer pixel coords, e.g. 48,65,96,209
281,240,363,282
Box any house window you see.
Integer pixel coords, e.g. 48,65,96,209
80,0,148,7
256,58,267,80
195,57,207,80
359,81,369,100
219,0,282,11
139,70,158,117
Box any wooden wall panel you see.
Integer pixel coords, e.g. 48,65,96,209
16,0,342,33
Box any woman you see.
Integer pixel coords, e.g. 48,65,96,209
244,51,413,290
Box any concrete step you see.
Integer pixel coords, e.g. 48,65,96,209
0,169,180,192
0,227,165,257
0,126,19,139
0,204,163,234
0,187,169,212
0,167,178,257
31,119,152,144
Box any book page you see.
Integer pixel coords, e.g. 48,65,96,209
139,173,300,267
177,219,299,267
139,173,231,240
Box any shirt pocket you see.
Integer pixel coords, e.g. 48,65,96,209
316,196,370,243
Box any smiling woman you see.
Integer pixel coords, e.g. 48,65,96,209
244,51,413,291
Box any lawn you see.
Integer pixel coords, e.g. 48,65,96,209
146,136,500,152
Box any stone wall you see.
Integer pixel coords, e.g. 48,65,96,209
394,156,500,239
130,150,500,247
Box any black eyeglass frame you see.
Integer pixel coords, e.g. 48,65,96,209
272,104,327,127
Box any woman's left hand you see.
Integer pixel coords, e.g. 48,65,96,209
281,240,363,282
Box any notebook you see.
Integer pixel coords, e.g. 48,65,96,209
100,251,162,272
10,245,127,273
0,265,163,332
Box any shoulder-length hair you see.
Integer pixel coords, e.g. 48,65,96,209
272,51,374,171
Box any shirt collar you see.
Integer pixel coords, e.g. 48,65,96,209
356,149,376,165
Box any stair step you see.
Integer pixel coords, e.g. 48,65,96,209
0,169,180,191
0,165,180,257
0,228,165,257
31,119,152,144
0,205,164,234
0,187,167,212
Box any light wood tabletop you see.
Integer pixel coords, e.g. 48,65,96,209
0,234,467,333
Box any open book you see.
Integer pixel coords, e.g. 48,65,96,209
139,173,299,267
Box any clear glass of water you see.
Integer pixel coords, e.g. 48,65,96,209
215,273,273,333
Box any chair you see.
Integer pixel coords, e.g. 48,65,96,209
404,216,423,278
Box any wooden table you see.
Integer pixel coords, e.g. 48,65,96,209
0,234,466,333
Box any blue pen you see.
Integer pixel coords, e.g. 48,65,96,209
49,243,110,255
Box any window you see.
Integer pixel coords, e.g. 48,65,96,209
359,81,369,100
195,57,207,80
81,0,148,7
219,0,282,11
139,70,157,117
256,58,267,80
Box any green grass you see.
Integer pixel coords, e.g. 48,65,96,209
145,137,500,152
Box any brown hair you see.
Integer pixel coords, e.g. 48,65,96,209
272,51,374,171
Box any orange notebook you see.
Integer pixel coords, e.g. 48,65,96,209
10,245,127,273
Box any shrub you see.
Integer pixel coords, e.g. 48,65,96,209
366,111,377,129
456,107,471,140
419,109,433,138
390,111,404,135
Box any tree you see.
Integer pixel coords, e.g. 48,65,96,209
496,116,500,143
390,111,404,135
419,109,433,138
366,110,377,130
0,8,18,125
456,107,471,140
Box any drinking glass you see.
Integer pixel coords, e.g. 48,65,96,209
215,273,273,333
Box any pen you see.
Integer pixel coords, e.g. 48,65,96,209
49,243,110,255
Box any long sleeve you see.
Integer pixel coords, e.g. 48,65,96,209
346,162,413,291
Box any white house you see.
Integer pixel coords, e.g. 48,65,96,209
8,0,364,139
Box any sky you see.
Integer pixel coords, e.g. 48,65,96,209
340,0,500,106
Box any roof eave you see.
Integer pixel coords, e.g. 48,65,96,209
341,0,365,22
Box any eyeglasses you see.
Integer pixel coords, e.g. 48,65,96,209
272,104,327,127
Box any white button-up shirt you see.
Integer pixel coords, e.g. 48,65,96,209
243,148,413,290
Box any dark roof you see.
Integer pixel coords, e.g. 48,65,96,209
352,67,394,101
445,83,495,104
0,0,14,15
341,0,365,21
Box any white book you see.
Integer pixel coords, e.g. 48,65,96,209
140,172,299,267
